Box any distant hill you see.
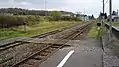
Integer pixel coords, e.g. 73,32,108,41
0,8,75,16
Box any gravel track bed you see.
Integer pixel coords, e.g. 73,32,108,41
0,43,48,67
46,23,91,40
0,23,92,67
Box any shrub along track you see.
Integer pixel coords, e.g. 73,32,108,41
0,22,92,67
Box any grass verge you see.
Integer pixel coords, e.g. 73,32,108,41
88,23,98,38
0,21,81,40
112,22,119,27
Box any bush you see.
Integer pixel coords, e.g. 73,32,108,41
73,17,82,21
0,16,24,28
61,16,81,21
45,16,54,21
0,15,43,28
49,11,62,21
61,16,72,21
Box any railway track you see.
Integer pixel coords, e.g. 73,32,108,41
0,24,79,52
0,41,25,52
31,23,82,39
31,30,61,38
11,22,92,67
0,23,89,52
0,22,92,67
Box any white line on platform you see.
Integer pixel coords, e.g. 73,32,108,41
57,50,74,67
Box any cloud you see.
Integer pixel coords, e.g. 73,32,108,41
18,2,31,5
57,0,103,17
0,0,119,17
15,1,32,8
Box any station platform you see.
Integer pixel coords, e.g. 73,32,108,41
39,39,103,67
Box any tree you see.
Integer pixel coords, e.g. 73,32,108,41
0,8,75,17
91,14,94,19
49,10,62,21
104,13,107,19
112,11,117,15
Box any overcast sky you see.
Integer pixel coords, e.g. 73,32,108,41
0,0,119,17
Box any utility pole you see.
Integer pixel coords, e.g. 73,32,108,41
11,0,15,8
84,9,86,22
102,0,105,33
109,0,112,42
101,0,105,46
44,0,47,16
100,0,105,51
117,9,118,16
117,9,119,17
44,0,46,10
103,0,105,14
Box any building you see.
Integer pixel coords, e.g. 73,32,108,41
60,11,76,17
61,14,72,17
80,15,89,22
107,10,119,22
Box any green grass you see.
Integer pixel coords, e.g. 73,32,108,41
0,21,81,40
112,22,119,27
88,23,98,38
106,22,119,27
0,29,25,40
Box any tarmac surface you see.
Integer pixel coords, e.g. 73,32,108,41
39,39,103,67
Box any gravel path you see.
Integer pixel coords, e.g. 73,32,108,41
103,33,119,67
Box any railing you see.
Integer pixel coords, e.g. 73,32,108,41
105,23,119,39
